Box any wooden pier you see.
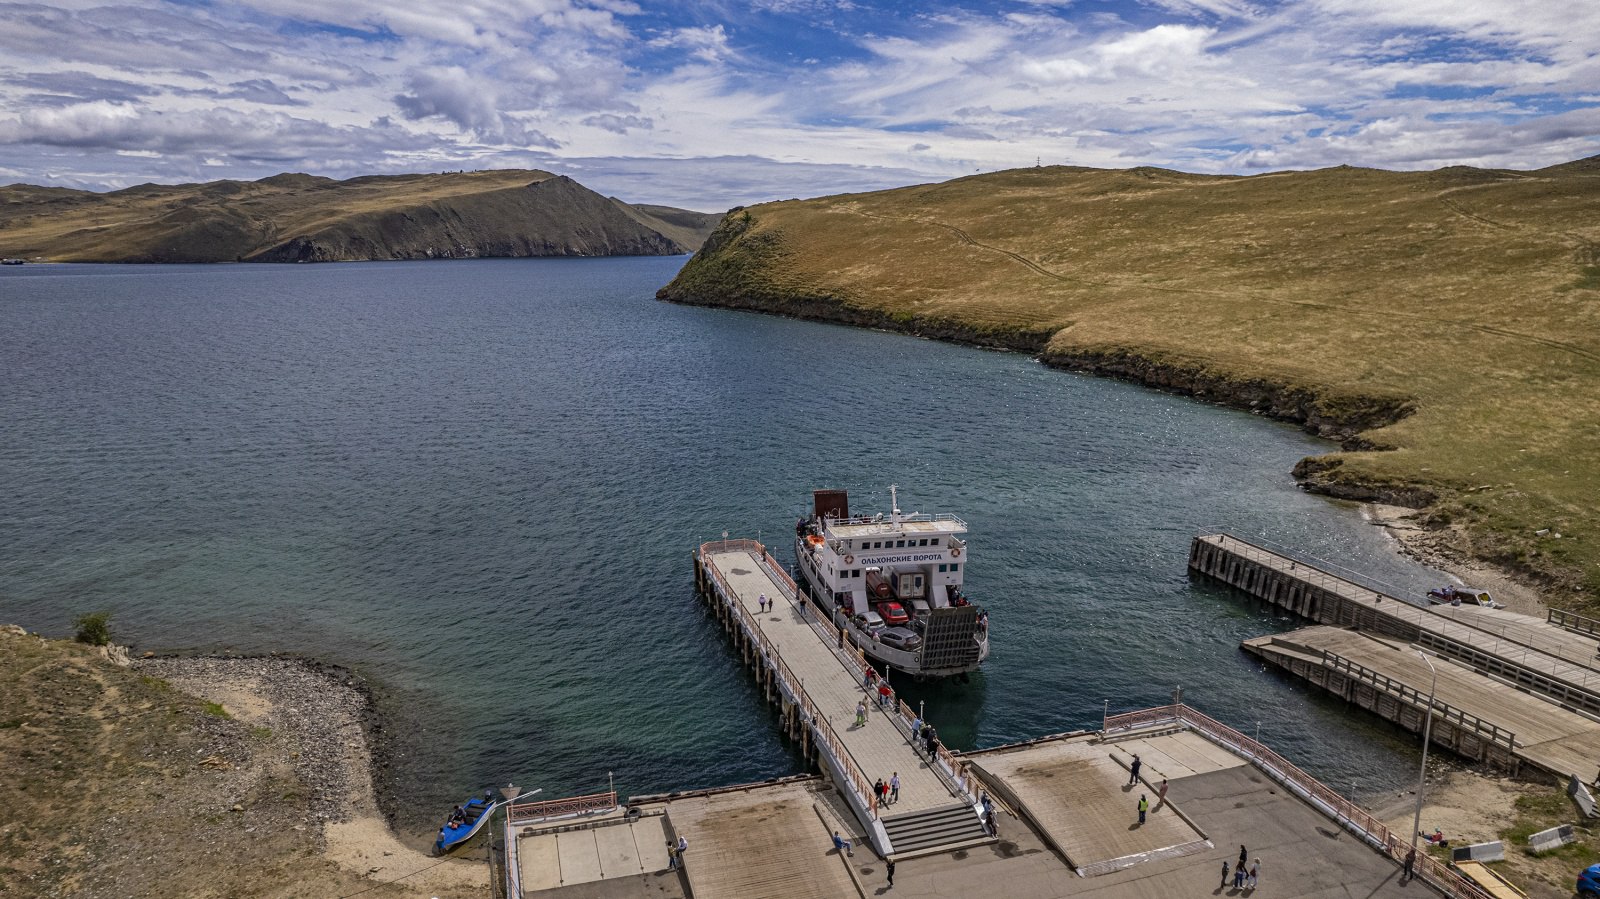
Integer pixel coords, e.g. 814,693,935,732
1243,627,1600,779
693,539,991,858
1190,533,1600,716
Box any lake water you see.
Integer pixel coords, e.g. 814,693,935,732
0,258,1447,826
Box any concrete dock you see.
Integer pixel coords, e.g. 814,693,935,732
511,707,1422,899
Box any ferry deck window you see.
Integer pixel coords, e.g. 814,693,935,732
951,563,960,572
931,538,941,546
896,540,905,547
938,564,948,572
918,539,928,546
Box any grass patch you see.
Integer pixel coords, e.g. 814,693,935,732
201,702,231,719
1558,265,1600,292
1498,785,1600,885
250,726,273,741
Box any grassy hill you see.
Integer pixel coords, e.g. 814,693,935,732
658,159,1600,609
0,170,721,263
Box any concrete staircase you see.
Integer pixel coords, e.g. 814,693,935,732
882,803,991,856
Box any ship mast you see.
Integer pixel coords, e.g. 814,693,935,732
889,484,901,526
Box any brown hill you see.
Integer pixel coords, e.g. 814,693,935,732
659,158,1600,608
0,170,721,263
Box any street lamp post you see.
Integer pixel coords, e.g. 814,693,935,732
493,784,539,899
1407,651,1439,867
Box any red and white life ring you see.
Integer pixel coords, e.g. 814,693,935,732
950,546,961,558
843,554,855,565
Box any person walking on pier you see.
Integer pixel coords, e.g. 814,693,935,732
1129,754,1142,785
1137,794,1149,825
832,830,854,857
1157,778,1169,807
1247,859,1260,888
1220,861,1230,889
911,715,923,742
924,725,939,758
1238,845,1248,871
1403,847,1416,881
886,857,896,888
676,835,687,869
856,700,868,728
890,772,900,804
875,777,887,806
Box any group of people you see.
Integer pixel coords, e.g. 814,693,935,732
1128,755,1170,825
665,834,688,870
1221,846,1262,890
872,773,902,808
910,716,940,757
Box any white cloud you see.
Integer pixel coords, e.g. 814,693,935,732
0,0,1594,207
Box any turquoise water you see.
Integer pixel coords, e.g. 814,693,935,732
0,259,1442,826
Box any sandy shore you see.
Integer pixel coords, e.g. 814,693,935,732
135,655,488,898
1363,503,1548,617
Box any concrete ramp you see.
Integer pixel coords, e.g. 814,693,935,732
667,784,860,899
970,736,1209,876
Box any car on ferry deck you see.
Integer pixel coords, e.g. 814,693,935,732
878,627,922,651
853,610,886,634
875,601,910,626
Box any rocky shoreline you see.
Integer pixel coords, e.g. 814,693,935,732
129,652,484,897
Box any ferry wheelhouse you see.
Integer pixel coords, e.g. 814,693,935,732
794,487,989,679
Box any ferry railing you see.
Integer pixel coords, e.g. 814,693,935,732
1105,704,1494,899
507,790,618,826
823,512,967,528
1203,534,1600,690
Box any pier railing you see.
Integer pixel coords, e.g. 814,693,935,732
1200,534,1600,689
1548,607,1600,638
1322,650,1518,749
705,541,979,814
752,546,979,804
699,541,879,816
507,790,618,825
1105,704,1493,899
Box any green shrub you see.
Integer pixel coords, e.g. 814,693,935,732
73,611,112,646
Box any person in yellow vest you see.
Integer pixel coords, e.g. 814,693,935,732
1137,794,1149,825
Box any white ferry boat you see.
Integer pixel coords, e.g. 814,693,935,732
793,487,989,680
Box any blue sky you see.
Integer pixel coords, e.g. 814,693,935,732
1,0,1596,210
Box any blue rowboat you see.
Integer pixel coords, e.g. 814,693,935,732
434,794,503,854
